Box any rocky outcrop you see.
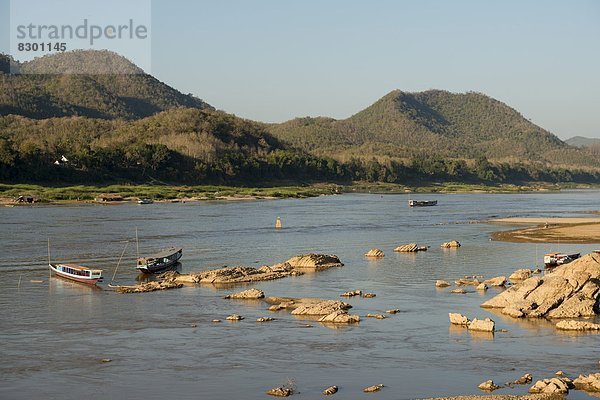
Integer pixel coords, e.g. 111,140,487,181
455,278,481,286
256,317,275,322
555,320,600,331
441,240,461,248
291,300,351,316
318,311,360,323
451,288,467,294
266,386,293,397
468,318,495,332
224,288,265,299
512,374,533,385
163,264,300,285
449,313,470,325
483,276,507,287
226,314,244,321
529,377,573,394
476,283,488,291
436,280,451,288
574,373,600,392
363,384,384,393
322,386,338,396
114,280,183,293
510,269,533,282
365,248,385,258
285,254,343,269
367,313,386,319
363,293,376,298
394,243,426,252
481,253,600,319
478,380,501,391
341,290,362,297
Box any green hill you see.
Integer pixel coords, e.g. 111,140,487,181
0,50,212,120
268,90,598,168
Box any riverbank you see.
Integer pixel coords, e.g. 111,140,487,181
1,181,594,205
490,217,600,243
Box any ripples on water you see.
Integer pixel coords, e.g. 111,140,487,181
1,191,599,399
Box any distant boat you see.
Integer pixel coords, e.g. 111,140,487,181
136,247,183,274
408,200,437,207
138,198,154,204
49,263,104,285
544,252,581,267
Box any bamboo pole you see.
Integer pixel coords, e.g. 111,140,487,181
111,241,129,283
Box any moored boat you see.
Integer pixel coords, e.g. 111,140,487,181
49,263,104,284
136,247,183,274
408,200,438,207
138,198,154,204
544,252,581,267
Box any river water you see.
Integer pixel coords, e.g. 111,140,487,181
1,191,599,399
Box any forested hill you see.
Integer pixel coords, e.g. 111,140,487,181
268,90,598,168
0,50,212,120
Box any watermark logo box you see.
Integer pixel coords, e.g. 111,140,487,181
10,0,151,74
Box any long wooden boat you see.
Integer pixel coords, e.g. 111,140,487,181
49,263,104,285
136,247,183,274
543,252,581,267
408,200,438,207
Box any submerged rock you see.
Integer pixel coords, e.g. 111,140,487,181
114,280,183,293
386,309,400,314
478,380,501,391
482,253,600,319
366,313,386,320
363,293,376,298
365,248,385,258
450,288,467,294
449,313,470,325
436,280,451,288
468,318,495,332
322,385,338,396
226,314,244,321
256,317,275,322
340,290,362,297
555,320,600,331
363,384,384,393
224,288,265,299
441,240,461,248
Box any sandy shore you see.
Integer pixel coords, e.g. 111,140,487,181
490,217,600,243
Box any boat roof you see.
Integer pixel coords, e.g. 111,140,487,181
55,263,103,272
139,247,182,260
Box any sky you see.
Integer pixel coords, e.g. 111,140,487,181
1,0,599,139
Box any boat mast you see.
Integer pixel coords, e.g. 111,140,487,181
135,227,140,259
111,241,129,284
47,238,51,278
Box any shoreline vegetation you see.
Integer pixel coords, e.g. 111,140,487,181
1,181,598,205
490,217,600,244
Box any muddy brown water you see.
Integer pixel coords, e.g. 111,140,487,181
1,191,599,399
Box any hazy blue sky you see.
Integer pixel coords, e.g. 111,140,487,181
2,0,599,138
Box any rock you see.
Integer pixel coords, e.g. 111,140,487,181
386,309,400,314
365,248,385,258
114,280,183,293
483,276,507,287
555,320,600,331
256,317,275,322
478,380,501,391
450,288,467,294
455,278,481,286
574,373,600,392
341,290,362,297
291,300,352,316
100,358,112,363
468,318,495,332
417,246,429,252
226,314,244,321
533,268,542,274
366,313,386,319
510,269,533,282
476,283,488,291
318,311,360,323
436,280,451,288
441,240,461,248
513,373,533,385
363,293,376,298
172,264,298,285
394,243,420,252
482,253,600,319
322,385,338,395
212,319,222,323
285,254,344,269
224,288,265,299
266,387,293,397
529,377,572,394
363,384,384,393
449,313,470,325
555,371,564,376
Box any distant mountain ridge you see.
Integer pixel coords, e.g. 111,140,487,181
268,89,597,167
0,50,212,120
566,136,600,148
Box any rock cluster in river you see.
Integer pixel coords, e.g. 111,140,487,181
448,313,495,332
114,280,183,293
574,373,600,392
441,240,461,248
481,252,600,319
510,269,533,282
555,320,600,331
265,296,360,324
284,254,344,269
224,288,265,299
529,377,573,394
394,243,427,252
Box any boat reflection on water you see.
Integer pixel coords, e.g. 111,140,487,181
136,262,182,282
49,274,103,293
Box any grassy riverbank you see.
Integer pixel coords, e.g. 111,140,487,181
0,181,597,204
